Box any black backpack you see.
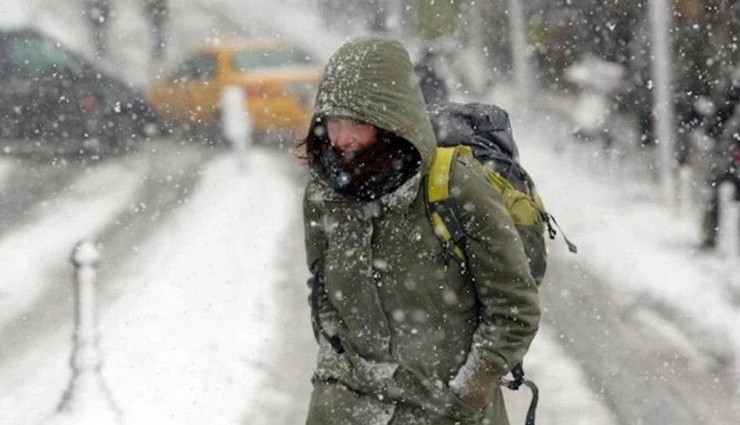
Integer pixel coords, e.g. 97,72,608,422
426,102,576,285
426,102,577,425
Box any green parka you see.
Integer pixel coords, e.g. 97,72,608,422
303,37,540,425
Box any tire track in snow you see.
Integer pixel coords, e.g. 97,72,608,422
94,141,216,290
0,156,88,235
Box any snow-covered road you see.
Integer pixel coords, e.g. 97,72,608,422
0,143,316,424
514,103,740,424
2,0,739,424
0,138,618,425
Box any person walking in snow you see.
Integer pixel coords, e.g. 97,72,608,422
301,37,540,425
414,47,449,105
700,75,740,249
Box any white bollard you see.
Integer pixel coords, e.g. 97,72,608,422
717,183,740,260
43,240,122,425
220,85,252,168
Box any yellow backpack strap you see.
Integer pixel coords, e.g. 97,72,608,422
427,147,467,264
428,145,474,201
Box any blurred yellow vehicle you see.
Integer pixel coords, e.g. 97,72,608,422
146,38,322,143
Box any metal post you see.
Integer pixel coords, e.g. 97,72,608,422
649,0,677,204
718,183,740,260
43,240,121,425
507,0,532,112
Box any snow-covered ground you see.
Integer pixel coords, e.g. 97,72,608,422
100,152,301,424
505,98,740,423
1,0,739,424
0,162,142,331
527,134,740,364
0,150,309,424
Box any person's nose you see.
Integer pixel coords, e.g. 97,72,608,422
331,124,357,152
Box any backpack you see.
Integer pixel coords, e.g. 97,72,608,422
426,102,577,285
426,103,576,425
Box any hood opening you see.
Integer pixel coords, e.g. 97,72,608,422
307,116,422,201
309,37,438,175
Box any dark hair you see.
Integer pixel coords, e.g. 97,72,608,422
293,137,309,165
293,115,328,165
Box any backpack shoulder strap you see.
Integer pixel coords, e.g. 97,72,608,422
428,146,456,201
427,146,470,265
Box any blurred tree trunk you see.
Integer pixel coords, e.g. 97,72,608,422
367,0,388,33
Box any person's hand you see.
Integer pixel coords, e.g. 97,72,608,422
449,381,489,413
448,362,498,414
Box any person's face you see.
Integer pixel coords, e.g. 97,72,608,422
326,117,378,156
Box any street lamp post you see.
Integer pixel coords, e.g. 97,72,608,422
649,0,678,205
508,0,533,113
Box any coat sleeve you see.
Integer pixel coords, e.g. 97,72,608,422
303,183,342,342
447,158,541,410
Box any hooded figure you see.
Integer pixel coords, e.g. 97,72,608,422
303,37,540,425
414,49,449,105
700,73,740,249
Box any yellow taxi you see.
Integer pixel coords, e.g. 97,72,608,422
146,37,322,142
